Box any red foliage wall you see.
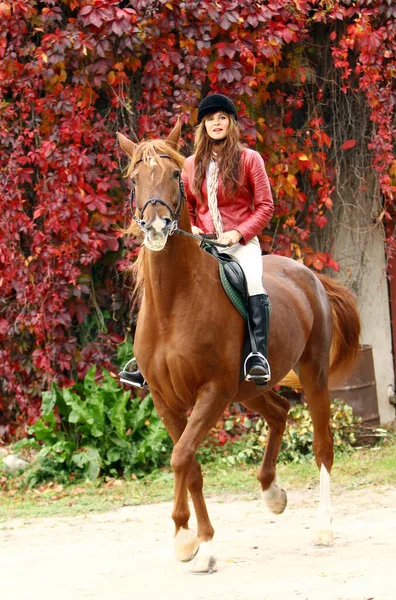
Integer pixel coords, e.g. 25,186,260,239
0,0,394,438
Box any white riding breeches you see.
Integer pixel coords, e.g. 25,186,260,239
217,236,265,296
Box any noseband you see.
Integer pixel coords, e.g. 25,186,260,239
129,154,185,235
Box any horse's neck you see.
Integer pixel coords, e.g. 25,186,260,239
143,214,208,310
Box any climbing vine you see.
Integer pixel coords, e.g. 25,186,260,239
0,0,394,438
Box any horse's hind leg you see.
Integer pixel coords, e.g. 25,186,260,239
299,361,334,546
241,390,290,514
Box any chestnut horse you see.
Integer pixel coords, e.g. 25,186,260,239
117,121,360,574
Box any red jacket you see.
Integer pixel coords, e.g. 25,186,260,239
182,149,274,244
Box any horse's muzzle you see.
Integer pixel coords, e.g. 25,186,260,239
143,215,172,251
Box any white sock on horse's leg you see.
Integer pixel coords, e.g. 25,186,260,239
313,464,334,546
191,539,217,574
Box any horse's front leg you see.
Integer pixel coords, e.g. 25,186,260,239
150,393,200,561
170,385,230,574
173,454,209,565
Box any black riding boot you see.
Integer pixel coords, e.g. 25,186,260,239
119,358,148,390
245,294,271,387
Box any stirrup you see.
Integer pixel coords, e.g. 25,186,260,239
244,352,271,383
118,358,148,389
121,357,137,371
119,374,148,389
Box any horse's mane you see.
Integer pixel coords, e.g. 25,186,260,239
124,139,186,305
127,139,185,179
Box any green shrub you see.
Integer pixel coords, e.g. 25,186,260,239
199,399,361,466
11,382,365,486
14,367,172,486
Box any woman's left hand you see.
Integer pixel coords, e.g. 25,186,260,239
216,229,243,246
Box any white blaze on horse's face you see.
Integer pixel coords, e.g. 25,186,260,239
138,155,180,252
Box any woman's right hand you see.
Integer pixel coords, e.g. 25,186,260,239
192,226,205,236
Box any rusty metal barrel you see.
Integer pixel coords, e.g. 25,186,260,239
329,344,380,425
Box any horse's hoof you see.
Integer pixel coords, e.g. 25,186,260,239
174,528,200,562
261,483,287,514
313,529,334,547
190,541,217,574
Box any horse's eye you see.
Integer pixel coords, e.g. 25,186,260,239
173,171,180,180
131,179,136,186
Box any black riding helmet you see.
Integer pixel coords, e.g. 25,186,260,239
197,94,238,123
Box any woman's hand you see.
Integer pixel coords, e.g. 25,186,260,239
192,225,205,236
216,230,243,246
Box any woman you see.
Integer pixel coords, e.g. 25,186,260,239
120,93,274,388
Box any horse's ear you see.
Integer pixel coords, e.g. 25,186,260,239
117,132,136,157
166,117,181,150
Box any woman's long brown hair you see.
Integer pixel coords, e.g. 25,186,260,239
192,115,245,201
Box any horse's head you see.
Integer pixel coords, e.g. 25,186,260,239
117,121,185,251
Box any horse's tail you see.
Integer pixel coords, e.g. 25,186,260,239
280,273,361,389
317,273,361,380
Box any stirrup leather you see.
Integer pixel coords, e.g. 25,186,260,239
244,352,271,382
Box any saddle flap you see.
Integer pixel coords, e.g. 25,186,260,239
202,243,248,320
222,261,247,300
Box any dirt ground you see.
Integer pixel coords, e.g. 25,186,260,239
1,485,395,600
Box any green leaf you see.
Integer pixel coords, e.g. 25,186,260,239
71,452,88,468
108,434,130,449
116,337,134,367
86,390,105,438
12,438,40,452
107,447,121,464
72,448,101,480
83,365,97,394
110,392,130,440
63,388,94,429
49,440,76,463
28,414,57,444
101,369,123,395
130,395,153,435
84,448,101,480
41,390,57,415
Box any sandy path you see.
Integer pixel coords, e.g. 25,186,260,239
1,485,395,600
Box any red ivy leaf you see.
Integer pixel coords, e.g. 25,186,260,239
313,257,324,271
342,139,357,151
0,318,8,335
327,259,340,272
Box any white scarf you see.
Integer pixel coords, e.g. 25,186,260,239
207,156,224,237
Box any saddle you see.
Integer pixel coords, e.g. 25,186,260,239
202,244,248,320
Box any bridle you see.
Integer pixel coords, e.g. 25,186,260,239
129,154,185,235
128,152,229,248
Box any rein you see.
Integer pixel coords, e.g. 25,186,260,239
174,228,230,249
129,153,230,248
